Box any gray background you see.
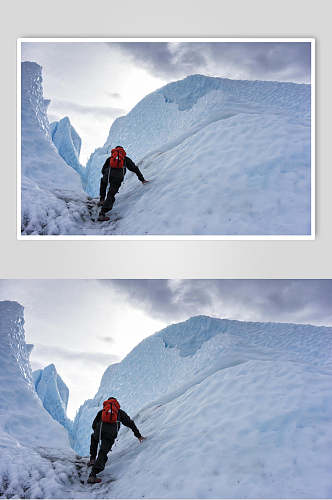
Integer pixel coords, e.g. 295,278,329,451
1,0,331,279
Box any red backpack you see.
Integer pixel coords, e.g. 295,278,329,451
101,397,120,424
109,147,126,169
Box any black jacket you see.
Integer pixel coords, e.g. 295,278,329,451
101,156,145,183
92,408,142,439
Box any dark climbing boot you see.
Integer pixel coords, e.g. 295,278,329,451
87,473,102,484
97,198,105,207
98,212,110,222
87,457,95,467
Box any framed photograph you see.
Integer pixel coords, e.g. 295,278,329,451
18,38,315,239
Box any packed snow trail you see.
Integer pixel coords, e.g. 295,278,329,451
21,188,124,235
21,63,311,236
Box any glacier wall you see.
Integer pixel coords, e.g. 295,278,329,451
21,62,81,190
71,315,332,456
82,74,311,235
84,74,310,196
0,301,69,449
21,62,92,235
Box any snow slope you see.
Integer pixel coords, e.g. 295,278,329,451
71,315,332,498
33,364,73,432
84,75,311,235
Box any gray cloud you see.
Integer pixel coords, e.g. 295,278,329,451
106,91,122,100
112,42,311,83
98,336,115,344
102,280,332,327
50,99,125,120
31,343,120,367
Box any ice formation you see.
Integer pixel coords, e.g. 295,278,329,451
82,75,311,235
33,364,72,432
21,62,87,235
0,300,69,450
50,117,85,178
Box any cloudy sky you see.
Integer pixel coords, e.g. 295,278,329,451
0,279,331,418
21,40,311,163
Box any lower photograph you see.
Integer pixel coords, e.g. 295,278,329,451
0,279,331,499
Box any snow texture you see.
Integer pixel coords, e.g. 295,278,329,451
1,309,332,498
70,315,332,498
84,74,311,235
21,67,311,236
33,364,73,433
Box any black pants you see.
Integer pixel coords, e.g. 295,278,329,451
90,432,116,475
100,172,124,214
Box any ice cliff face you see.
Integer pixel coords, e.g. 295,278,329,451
33,364,72,433
50,117,85,178
83,74,311,235
21,62,81,190
0,301,68,449
71,315,332,456
21,62,90,235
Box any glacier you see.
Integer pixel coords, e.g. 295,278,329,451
83,74,311,235
0,301,79,498
1,306,332,498
21,62,91,236
33,364,73,433
21,64,312,236
70,315,332,498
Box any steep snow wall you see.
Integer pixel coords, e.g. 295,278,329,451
0,301,69,449
83,74,311,235
72,315,332,456
33,364,72,433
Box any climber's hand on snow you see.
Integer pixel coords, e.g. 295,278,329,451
138,436,146,443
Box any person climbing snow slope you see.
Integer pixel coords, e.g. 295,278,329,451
98,146,149,221
87,396,146,484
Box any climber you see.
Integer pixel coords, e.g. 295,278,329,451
97,146,149,221
87,396,146,484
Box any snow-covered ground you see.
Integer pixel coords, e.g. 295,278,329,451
2,305,331,498
20,64,311,236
